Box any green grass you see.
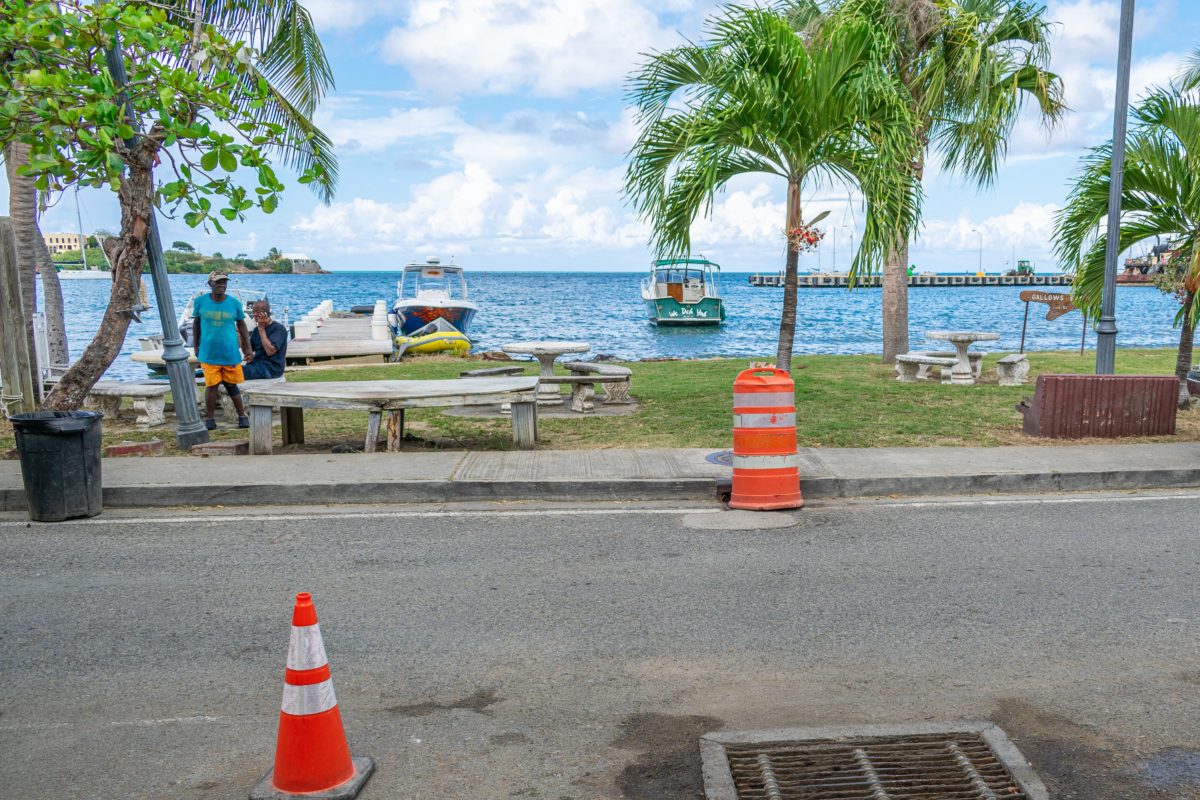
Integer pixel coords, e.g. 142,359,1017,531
2,349,1194,456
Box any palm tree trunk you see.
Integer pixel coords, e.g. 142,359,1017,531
4,142,42,398
42,160,153,410
1176,290,1197,408
34,225,68,367
882,237,910,363
775,177,802,371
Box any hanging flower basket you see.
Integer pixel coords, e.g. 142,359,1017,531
786,223,824,253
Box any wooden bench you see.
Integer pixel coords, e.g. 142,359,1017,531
537,374,628,413
562,362,633,404
460,366,525,378
243,377,539,454
996,354,1030,386
894,354,957,383
1017,374,1177,438
85,382,171,428
195,377,286,421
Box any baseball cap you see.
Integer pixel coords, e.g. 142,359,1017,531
208,271,230,284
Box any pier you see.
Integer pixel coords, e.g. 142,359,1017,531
750,272,1077,288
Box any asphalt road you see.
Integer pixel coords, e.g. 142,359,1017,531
2,493,1199,799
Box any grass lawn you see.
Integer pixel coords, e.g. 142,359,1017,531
2,348,1195,455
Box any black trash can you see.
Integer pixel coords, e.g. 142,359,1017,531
11,411,104,522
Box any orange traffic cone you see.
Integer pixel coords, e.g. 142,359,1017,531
250,592,374,800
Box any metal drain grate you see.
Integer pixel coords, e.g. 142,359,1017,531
701,723,1049,800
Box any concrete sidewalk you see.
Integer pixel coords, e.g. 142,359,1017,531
3,442,1200,510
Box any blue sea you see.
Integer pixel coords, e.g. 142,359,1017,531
46,271,1187,380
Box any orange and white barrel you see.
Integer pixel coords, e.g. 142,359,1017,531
729,367,803,510
251,592,373,799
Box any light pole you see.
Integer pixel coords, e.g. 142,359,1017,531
970,229,983,274
1096,0,1137,374
843,225,855,270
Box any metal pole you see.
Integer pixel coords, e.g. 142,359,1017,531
1096,0,1136,374
105,39,208,449
1020,301,1030,354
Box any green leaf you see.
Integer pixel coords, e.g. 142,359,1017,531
200,151,219,171
218,149,236,172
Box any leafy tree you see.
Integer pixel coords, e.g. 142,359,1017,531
794,0,1065,363
268,245,281,260
1055,83,1200,407
625,3,920,370
171,240,195,252
86,234,99,248
0,0,332,409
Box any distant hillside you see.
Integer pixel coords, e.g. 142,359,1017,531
163,243,326,275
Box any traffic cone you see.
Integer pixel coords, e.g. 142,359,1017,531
250,592,374,800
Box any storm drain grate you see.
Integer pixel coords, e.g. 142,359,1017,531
700,722,1049,800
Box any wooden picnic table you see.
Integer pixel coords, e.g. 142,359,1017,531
242,377,539,455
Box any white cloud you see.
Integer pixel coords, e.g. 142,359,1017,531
380,0,680,96
302,0,396,31
320,106,469,153
915,202,1062,267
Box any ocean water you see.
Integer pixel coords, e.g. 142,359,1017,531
45,271,1187,380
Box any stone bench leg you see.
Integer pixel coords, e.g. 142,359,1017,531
85,395,122,419
895,362,921,383
601,379,633,404
131,396,166,428
998,360,1030,386
249,405,274,455
511,401,537,449
570,382,596,413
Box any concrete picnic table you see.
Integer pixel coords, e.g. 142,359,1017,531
242,377,539,455
501,340,591,405
925,330,1000,385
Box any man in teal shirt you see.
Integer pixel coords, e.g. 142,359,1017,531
193,271,253,429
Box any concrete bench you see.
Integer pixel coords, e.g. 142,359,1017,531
85,381,171,428
923,350,985,381
538,374,628,413
243,377,540,454
461,366,525,378
562,362,633,404
996,354,1030,386
894,354,957,383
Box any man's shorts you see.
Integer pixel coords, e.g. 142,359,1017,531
201,363,244,387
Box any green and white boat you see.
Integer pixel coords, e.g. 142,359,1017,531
640,258,726,326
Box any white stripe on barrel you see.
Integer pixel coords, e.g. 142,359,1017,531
733,412,796,428
286,623,329,671
733,454,800,470
733,391,794,409
281,679,338,716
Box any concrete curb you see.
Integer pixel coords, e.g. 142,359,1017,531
3,468,1200,511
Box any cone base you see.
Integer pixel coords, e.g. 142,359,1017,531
250,756,374,800
729,496,804,511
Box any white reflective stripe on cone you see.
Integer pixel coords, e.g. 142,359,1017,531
733,454,800,470
281,679,338,716
733,412,796,428
286,623,329,671
733,392,794,409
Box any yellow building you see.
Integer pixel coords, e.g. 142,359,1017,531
43,232,85,254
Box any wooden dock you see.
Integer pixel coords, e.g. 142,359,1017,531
750,272,1077,288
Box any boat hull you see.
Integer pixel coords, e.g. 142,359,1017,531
395,331,472,355
645,297,724,325
393,302,477,335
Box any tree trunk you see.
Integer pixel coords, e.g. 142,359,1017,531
881,156,922,364
42,161,153,410
775,178,802,372
1176,290,1196,409
34,224,69,367
4,143,41,397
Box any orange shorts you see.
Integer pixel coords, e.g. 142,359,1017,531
201,363,244,387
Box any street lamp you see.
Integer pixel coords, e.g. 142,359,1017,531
1096,0,1137,374
843,225,855,269
970,228,983,274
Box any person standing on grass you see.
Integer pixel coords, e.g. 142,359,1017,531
193,271,253,430
243,299,288,380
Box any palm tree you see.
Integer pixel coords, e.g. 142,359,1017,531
625,3,921,371
795,0,1065,363
1055,84,1200,407
36,0,338,409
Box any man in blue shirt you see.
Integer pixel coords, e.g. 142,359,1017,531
243,299,289,380
192,271,252,429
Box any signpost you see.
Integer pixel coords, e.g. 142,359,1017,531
1019,290,1088,355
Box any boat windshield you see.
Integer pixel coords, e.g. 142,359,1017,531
398,265,468,300
652,262,720,294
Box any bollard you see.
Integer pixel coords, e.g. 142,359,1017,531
729,367,803,510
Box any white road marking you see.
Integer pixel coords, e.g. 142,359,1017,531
848,491,1200,509
0,506,724,527
0,715,225,732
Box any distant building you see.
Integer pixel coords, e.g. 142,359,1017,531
282,252,322,273
44,232,84,254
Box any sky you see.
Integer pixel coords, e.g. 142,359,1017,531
13,0,1200,273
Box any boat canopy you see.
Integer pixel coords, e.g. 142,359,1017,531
650,258,720,288
398,259,468,300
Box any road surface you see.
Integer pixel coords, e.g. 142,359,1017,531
1,492,1198,799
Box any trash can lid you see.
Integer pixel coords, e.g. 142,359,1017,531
10,410,103,433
